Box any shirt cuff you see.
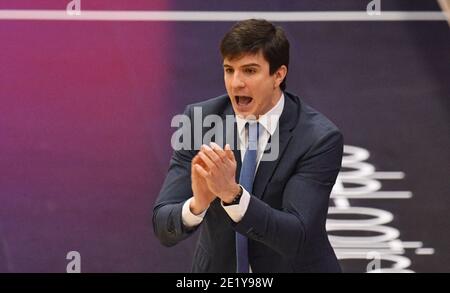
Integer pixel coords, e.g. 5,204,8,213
182,197,207,228
221,187,251,223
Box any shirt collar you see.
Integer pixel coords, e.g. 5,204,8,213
236,92,285,137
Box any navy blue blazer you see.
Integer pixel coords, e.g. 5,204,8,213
153,92,343,272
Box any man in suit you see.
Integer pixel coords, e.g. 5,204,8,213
153,19,343,273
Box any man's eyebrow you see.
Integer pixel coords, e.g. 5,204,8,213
223,63,261,68
241,63,261,68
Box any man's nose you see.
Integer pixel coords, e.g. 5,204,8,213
231,73,245,89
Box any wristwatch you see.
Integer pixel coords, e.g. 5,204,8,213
223,185,243,206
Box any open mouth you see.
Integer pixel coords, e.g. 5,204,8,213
235,96,253,106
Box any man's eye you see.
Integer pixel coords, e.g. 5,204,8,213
244,68,256,74
225,68,234,74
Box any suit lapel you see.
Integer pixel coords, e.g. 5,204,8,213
252,93,300,199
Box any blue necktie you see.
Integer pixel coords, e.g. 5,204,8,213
236,122,258,273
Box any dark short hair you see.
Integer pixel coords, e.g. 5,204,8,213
220,19,290,91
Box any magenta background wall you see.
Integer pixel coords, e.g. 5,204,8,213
0,0,182,272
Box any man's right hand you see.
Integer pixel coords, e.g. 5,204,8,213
190,153,216,215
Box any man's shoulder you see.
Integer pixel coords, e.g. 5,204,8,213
287,92,342,141
185,94,231,116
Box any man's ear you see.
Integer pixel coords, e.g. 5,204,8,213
274,65,288,88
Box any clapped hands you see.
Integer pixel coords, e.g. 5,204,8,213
190,142,240,212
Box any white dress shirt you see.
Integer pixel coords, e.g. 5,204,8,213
182,93,285,227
